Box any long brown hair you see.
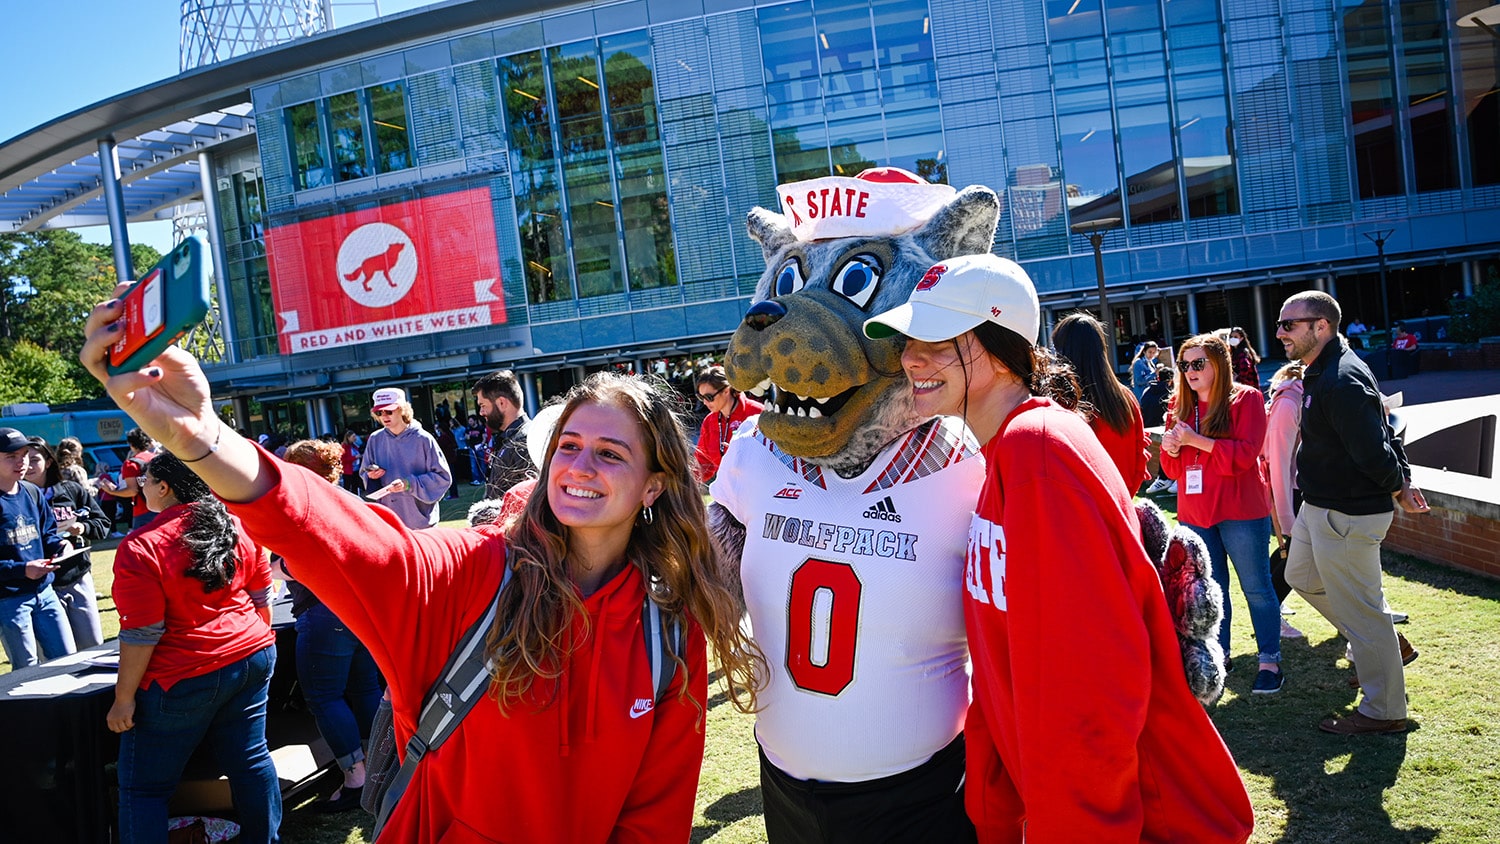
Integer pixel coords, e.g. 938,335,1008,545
1051,312,1133,435
1169,333,1236,437
486,372,762,719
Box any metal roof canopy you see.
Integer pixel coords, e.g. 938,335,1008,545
0,0,563,234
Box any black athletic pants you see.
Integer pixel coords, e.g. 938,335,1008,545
759,732,977,844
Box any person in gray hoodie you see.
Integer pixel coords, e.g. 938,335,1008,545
359,388,452,529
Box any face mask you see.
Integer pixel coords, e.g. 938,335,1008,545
1229,337,1241,347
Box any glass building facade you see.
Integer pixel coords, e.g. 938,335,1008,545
217,0,1498,401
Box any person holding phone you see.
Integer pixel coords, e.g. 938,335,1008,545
0,427,76,669
25,437,111,649
78,283,764,841
359,387,452,529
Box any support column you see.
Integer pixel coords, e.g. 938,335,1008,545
198,152,240,364
1463,261,1476,298
1251,285,1269,360
1186,291,1200,335
232,397,250,433
97,137,133,282
317,397,337,437
304,401,319,439
521,372,539,416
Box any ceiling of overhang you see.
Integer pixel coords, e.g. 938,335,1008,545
0,105,255,232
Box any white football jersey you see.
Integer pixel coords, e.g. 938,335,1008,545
711,415,985,782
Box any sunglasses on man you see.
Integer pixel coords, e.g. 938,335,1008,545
1275,317,1321,332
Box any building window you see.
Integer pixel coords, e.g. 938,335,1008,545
1345,3,1403,198
501,49,574,304
286,101,330,189
1459,6,1500,186
369,82,412,174
328,91,369,182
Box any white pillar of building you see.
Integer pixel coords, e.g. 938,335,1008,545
1186,291,1199,335
1463,261,1476,297
1251,285,1269,360
304,401,319,439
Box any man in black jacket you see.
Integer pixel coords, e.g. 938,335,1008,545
1275,290,1429,735
472,369,536,499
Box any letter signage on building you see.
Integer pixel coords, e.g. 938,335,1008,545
264,187,506,354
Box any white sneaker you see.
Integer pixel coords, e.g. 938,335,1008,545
1145,478,1173,494
1280,618,1304,639
1389,611,1408,624
1167,480,1178,494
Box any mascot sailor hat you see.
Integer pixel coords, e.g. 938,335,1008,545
864,253,1040,344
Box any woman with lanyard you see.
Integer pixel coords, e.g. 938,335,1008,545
1160,333,1283,694
692,365,762,485
862,254,1252,842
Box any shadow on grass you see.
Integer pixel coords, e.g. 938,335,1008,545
1380,550,1500,604
692,785,762,843
1213,635,1439,844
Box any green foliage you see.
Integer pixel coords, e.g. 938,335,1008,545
1447,273,1500,344
0,340,84,405
0,231,162,402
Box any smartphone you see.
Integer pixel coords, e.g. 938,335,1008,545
107,236,211,375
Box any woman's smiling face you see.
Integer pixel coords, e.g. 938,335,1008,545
546,401,664,539
899,331,1002,418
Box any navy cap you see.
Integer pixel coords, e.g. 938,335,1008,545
0,428,29,454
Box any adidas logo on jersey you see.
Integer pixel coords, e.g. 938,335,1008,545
862,496,902,522
773,486,803,499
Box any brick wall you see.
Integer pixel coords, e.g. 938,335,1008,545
1383,491,1500,580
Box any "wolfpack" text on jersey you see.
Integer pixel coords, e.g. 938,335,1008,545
762,513,918,561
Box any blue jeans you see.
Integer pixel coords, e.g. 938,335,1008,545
118,645,281,844
0,584,76,669
1183,517,1281,664
295,604,383,769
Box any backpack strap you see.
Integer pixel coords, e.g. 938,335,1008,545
373,553,512,839
640,585,685,704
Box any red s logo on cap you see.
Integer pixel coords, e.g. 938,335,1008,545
916,264,947,292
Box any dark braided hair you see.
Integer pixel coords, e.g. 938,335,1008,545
145,452,239,592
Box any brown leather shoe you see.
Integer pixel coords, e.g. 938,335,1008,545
1319,711,1408,735
1348,632,1420,687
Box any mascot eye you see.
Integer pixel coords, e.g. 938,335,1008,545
774,258,806,297
830,254,883,309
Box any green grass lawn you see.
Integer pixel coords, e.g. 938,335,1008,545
8,485,1499,842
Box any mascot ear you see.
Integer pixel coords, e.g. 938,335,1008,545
913,185,1001,260
747,207,796,262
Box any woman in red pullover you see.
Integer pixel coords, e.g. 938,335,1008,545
1051,313,1151,493
1160,334,1282,693
864,254,1252,843
693,365,763,484
79,300,762,843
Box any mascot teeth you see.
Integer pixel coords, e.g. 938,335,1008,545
768,383,861,419
749,378,772,397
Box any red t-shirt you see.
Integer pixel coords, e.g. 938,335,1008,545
963,398,1253,842
1392,335,1418,350
113,504,274,690
120,450,155,520
1088,397,1152,493
1160,386,1271,528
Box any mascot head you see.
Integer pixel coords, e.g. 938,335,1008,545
727,168,1000,476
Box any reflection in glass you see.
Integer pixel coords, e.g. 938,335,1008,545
1057,85,1121,225
552,42,607,156
815,0,876,76
873,0,932,67
761,2,820,90
368,83,411,174
328,91,368,182
500,50,553,168
1402,2,1457,192
287,101,330,189
1459,6,1500,186
617,151,676,290
603,32,658,149
1345,1,1403,198
566,160,623,298
500,49,574,304
1047,0,1103,42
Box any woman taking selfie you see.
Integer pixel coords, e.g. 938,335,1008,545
1160,334,1282,693
106,452,279,844
80,292,760,843
863,254,1251,842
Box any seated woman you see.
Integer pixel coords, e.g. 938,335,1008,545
106,452,280,844
278,439,385,813
79,299,761,842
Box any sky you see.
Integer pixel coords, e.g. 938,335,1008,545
1,1,432,255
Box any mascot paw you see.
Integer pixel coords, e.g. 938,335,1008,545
1181,638,1227,706
1163,528,1224,640
1135,499,1171,572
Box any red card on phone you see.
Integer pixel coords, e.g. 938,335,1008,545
109,268,167,369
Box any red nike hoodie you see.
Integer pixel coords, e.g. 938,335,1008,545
963,398,1253,842
229,447,708,843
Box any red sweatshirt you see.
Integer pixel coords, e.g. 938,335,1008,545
693,394,763,483
963,398,1253,843
1159,387,1271,528
229,449,709,843
1089,397,1152,493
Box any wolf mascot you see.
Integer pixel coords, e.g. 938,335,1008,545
708,168,994,841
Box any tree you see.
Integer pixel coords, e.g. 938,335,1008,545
0,340,83,405
1448,272,1500,344
0,231,162,402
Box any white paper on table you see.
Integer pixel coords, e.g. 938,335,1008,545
83,653,121,669
7,672,117,697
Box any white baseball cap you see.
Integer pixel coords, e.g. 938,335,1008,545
372,387,407,410
864,254,1040,344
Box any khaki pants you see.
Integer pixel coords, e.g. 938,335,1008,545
1285,503,1405,720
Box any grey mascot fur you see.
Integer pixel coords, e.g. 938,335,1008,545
1137,498,1227,705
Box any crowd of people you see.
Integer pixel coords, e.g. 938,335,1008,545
0,248,1435,842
